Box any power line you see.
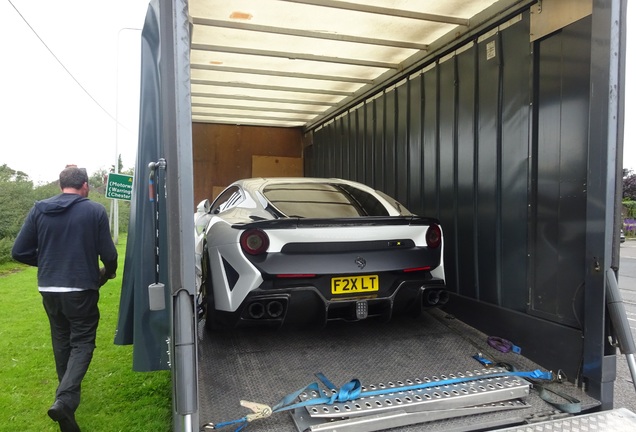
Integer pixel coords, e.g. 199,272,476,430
8,0,118,123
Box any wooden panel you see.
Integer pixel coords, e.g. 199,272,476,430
192,123,303,207
252,156,303,177
212,186,226,201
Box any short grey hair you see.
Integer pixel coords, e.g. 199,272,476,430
59,166,89,189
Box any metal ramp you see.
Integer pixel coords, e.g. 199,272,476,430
493,407,636,432
291,367,532,431
293,401,530,432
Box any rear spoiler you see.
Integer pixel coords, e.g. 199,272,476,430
233,216,441,230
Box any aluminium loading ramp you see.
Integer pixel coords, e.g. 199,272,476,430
290,366,533,432
494,407,636,431
198,309,600,432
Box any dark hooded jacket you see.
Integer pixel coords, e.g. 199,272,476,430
12,193,118,290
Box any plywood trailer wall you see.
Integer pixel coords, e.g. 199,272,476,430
192,123,303,206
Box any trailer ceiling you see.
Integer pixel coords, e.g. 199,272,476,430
189,0,521,129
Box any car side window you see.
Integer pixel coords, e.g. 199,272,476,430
211,186,243,214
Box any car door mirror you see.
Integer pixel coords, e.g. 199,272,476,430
196,199,211,214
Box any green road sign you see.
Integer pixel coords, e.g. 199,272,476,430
106,173,134,201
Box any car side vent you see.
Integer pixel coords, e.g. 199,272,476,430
222,257,240,292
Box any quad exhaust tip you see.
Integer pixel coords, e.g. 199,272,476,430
247,299,287,320
423,288,449,307
266,300,284,318
247,302,265,319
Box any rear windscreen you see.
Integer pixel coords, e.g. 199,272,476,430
262,183,393,218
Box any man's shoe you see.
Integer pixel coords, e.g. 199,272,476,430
59,416,81,432
47,400,68,421
48,400,81,432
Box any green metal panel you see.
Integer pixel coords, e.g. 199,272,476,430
531,17,591,327
301,0,625,406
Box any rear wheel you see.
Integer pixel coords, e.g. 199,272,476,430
200,244,217,331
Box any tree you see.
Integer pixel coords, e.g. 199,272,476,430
0,165,35,263
0,164,30,183
33,182,61,201
110,154,124,175
0,179,33,238
624,170,636,201
89,168,109,194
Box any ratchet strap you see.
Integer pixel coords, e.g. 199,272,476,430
471,353,580,415
533,383,582,414
203,368,553,431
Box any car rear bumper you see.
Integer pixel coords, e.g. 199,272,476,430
211,278,447,328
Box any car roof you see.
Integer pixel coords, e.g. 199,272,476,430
234,177,375,192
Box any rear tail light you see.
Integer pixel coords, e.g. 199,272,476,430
240,229,270,255
426,224,442,249
403,266,431,273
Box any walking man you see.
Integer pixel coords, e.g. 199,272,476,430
12,166,118,432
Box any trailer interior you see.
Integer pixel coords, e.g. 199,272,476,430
136,0,634,431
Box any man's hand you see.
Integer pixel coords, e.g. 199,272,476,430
99,267,116,287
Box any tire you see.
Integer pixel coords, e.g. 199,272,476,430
200,244,217,331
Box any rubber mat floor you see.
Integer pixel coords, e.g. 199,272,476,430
197,309,599,432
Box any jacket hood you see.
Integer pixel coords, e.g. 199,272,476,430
35,193,87,215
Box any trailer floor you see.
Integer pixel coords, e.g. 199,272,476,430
198,309,600,432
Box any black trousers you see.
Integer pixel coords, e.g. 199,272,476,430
41,290,100,412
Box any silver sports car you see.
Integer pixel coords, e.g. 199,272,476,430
194,177,447,330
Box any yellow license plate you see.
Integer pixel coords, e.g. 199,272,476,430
331,275,379,295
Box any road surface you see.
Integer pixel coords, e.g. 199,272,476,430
615,239,636,411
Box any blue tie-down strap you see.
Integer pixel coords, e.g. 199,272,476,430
472,352,495,367
315,371,337,390
272,377,363,413
203,369,552,431
346,369,552,399
200,400,272,431
205,417,248,432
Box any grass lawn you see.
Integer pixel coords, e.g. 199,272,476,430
0,236,172,432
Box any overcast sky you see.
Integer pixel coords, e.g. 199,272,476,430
0,0,634,185
1,0,149,184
